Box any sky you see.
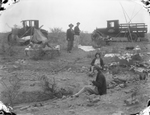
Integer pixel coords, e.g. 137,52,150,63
0,0,150,33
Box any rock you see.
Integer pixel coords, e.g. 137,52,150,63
86,102,95,107
92,97,101,103
119,83,125,88
61,78,67,81
68,68,71,71
112,111,125,115
62,95,67,99
124,89,132,94
124,98,139,106
32,103,43,107
107,81,117,89
68,110,75,114
115,85,121,90
20,106,31,110
124,98,132,105
18,113,34,115
113,77,127,84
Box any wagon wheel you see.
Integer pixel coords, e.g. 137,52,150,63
7,33,18,46
91,34,100,47
92,36,100,48
127,33,138,42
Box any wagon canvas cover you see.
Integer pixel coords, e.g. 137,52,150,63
31,28,48,43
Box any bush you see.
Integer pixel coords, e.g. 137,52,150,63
39,75,57,94
31,48,45,60
80,31,92,45
48,28,66,43
1,73,21,106
0,32,20,57
87,53,95,59
39,75,73,98
48,28,93,49
1,74,73,106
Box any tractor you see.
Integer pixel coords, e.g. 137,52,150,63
7,20,48,46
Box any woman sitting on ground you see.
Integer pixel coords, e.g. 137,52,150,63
72,66,107,97
89,52,104,74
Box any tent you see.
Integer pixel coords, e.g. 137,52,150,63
31,28,48,44
20,28,48,46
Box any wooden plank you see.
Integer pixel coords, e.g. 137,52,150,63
119,25,147,28
119,28,147,31
119,24,147,29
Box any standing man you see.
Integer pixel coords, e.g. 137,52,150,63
74,22,80,48
66,24,74,53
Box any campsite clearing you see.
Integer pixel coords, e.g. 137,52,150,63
0,39,150,115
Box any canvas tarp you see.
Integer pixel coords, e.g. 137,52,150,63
78,45,96,52
31,28,48,43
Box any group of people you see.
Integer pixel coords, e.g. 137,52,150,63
66,22,107,98
2,23,107,114
66,22,81,53
72,52,107,98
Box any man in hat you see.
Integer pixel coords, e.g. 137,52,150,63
74,22,81,48
66,24,75,53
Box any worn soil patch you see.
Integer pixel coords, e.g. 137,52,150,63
0,41,150,115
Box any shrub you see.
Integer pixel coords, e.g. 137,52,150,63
39,75,57,94
48,28,66,43
31,48,45,60
0,32,19,57
87,53,94,59
39,75,73,98
80,31,92,45
1,73,21,106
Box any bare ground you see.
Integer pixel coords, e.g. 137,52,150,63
0,41,150,115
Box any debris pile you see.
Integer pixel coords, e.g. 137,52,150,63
105,52,143,66
15,59,26,65
107,75,127,89
124,98,139,106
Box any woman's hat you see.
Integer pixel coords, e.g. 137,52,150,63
69,24,74,27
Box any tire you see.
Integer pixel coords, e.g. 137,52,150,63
127,33,138,42
131,33,138,42
7,33,12,46
7,33,18,46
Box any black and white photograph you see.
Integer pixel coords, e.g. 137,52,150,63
0,0,150,115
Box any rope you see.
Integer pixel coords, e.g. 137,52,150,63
5,23,12,29
119,2,128,23
119,2,133,42
120,3,143,42
128,7,143,24
19,27,32,38
131,4,136,21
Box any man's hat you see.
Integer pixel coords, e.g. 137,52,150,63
69,24,74,27
95,52,101,57
77,22,80,24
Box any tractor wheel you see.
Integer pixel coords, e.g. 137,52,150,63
127,33,138,42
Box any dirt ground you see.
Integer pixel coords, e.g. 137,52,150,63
0,41,150,115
